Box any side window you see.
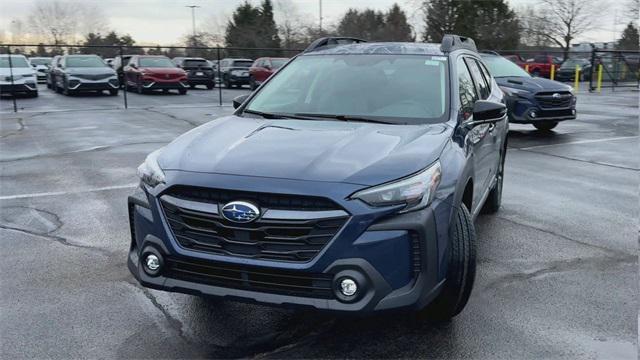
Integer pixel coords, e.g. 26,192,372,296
457,57,478,119
255,59,264,67
465,58,490,100
534,55,546,63
477,61,492,92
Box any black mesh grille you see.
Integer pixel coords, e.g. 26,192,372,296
160,197,348,262
410,231,421,276
535,91,573,108
164,185,341,211
164,257,335,298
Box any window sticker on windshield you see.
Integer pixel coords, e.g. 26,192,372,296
424,60,442,66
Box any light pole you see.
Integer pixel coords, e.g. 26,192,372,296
186,5,200,39
318,0,323,33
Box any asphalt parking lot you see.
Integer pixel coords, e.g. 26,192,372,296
0,89,637,359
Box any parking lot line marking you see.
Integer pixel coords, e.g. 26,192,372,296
519,135,638,150
0,183,138,200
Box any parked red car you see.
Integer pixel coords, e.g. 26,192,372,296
504,54,526,67
523,55,563,78
123,55,188,94
249,57,289,89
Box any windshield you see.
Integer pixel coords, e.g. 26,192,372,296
0,56,30,68
66,56,106,68
560,59,587,68
482,56,530,78
232,60,253,68
184,59,209,67
271,58,288,69
139,57,175,67
30,58,51,66
245,54,449,124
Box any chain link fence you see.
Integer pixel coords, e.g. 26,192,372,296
1,43,638,113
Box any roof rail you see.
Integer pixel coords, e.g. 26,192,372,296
440,34,477,53
479,50,500,56
304,37,367,53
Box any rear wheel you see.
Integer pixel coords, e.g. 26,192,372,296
178,88,187,95
421,204,476,321
534,121,558,131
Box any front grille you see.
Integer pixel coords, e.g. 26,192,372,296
538,108,574,118
164,257,335,298
160,192,348,262
166,185,341,211
535,91,573,108
74,73,113,81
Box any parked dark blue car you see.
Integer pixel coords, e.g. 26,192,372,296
129,35,508,320
481,54,576,131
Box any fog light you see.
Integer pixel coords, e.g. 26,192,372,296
572,109,576,115
529,110,537,118
145,254,160,271
340,278,358,297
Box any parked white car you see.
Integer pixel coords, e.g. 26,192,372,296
0,54,38,97
29,57,53,83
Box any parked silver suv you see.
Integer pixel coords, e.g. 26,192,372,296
49,55,119,96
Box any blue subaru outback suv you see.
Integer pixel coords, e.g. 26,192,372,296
128,35,508,320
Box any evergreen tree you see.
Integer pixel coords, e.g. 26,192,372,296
259,0,281,53
383,4,414,41
225,1,281,57
617,22,639,50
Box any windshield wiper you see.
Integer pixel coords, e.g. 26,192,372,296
243,109,297,119
293,113,396,124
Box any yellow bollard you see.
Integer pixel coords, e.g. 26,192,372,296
525,64,529,73
550,64,555,80
574,65,580,91
597,64,603,93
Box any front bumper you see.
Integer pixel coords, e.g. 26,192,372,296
127,174,450,313
141,79,189,90
227,75,250,84
507,96,577,123
67,78,119,91
0,82,37,94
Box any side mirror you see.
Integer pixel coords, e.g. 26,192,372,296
264,65,271,70
466,100,506,127
130,63,137,69
57,63,63,68
232,94,250,109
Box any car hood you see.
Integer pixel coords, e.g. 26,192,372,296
158,116,451,186
66,67,115,75
496,76,572,93
0,67,35,76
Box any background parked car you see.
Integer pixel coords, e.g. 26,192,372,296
219,58,253,88
556,58,592,81
105,58,115,68
49,54,119,96
503,54,526,67
0,54,38,97
28,57,52,83
249,57,289,89
124,55,188,94
523,55,563,78
482,54,576,131
172,57,215,89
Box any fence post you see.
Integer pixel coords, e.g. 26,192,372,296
7,46,18,113
217,46,222,106
589,49,596,91
120,46,128,109
597,64,603,93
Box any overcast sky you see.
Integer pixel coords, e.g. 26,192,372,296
0,0,627,45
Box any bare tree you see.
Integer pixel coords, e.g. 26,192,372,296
274,0,312,49
521,0,604,60
628,0,639,22
27,0,108,45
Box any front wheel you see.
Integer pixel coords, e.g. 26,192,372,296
109,89,118,96
534,121,558,131
206,83,214,89
420,204,476,321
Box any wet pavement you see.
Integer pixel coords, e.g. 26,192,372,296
0,89,637,359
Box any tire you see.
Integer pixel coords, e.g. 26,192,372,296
136,79,144,94
62,82,72,96
28,91,38,98
533,121,558,131
190,84,196,89
224,77,231,89
482,149,505,214
178,88,187,95
421,204,476,321
250,77,257,90
206,83,214,90
109,89,118,96
46,81,51,89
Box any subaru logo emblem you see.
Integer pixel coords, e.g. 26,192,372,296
552,93,561,99
221,201,260,223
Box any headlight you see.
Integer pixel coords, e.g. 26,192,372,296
137,149,165,188
350,161,441,212
501,87,531,97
